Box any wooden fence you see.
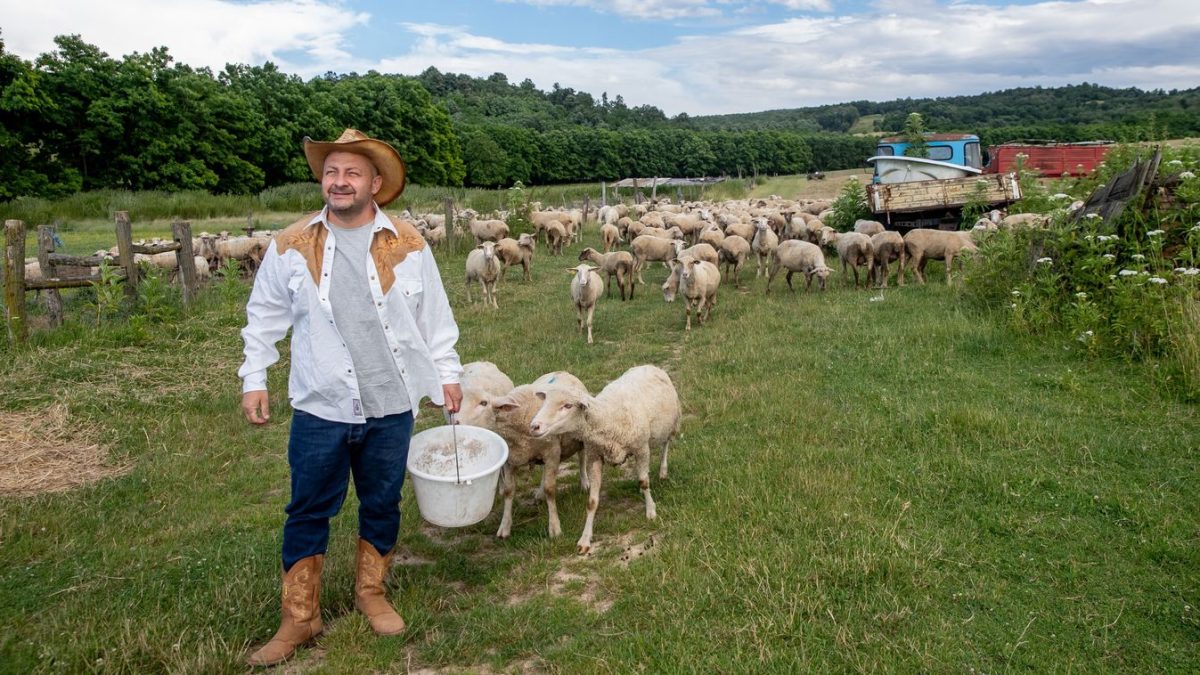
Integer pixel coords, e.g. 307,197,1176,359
4,211,197,343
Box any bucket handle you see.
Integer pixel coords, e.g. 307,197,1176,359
444,409,462,485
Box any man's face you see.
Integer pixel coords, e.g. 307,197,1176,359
321,151,383,218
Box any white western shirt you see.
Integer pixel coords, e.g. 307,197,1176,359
238,206,462,423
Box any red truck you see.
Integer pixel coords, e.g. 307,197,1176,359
985,141,1113,177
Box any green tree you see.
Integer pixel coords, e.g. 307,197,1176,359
902,112,929,158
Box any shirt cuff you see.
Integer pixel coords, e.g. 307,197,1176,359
242,372,268,393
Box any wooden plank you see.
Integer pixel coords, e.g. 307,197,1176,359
115,211,139,299
173,220,196,306
130,242,183,255
37,225,63,327
26,275,123,290
48,253,110,268
4,220,27,343
869,173,1020,215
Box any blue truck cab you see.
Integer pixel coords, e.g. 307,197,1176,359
872,134,983,182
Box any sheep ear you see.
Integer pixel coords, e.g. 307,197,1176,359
492,396,519,412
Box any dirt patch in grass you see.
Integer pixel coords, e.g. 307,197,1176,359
0,404,129,497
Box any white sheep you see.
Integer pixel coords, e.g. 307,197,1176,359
470,219,510,245
698,224,725,251
546,221,568,256
567,263,604,344
578,247,635,301
869,231,906,288
820,229,875,289
675,256,720,330
766,240,832,293
630,234,677,285
529,364,681,554
216,236,268,273
999,213,1050,230
853,219,886,237
671,241,719,267
454,361,516,430
903,229,977,285
600,223,622,252
489,371,588,539
751,218,779,278
465,241,502,308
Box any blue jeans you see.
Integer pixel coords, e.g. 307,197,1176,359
282,408,414,570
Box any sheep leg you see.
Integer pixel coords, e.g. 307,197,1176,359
658,438,670,480
496,464,516,539
576,304,584,334
897,250,906,287
787,270,796,292
488,280,499,309
576,454,604,555
616,268,626,301
915,256,927,285
578,447,591,492
637,446,657,520
684,298,693,331
585,303,595,345
804,271,813,292
523,260,531,282
542,453,563,538
945,253,955,285
465,279,473,303
765,264,777,293
634,256,646,285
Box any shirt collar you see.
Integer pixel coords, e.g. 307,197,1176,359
309,203,396,235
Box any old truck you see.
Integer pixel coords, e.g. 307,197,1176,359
866,134,1022,230
984,141,1113,177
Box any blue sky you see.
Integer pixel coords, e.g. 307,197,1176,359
4,0,1198,116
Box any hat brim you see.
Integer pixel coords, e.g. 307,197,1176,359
304,136,407,207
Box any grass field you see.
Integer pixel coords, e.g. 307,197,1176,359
1,215,1198,673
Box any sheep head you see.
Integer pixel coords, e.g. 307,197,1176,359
567,264,598,286
528,387,589,438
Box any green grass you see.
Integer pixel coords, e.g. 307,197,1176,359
1,221,1198,673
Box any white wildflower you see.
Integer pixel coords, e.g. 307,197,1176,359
869,295,884,302
1181,171,1196,180
1086,213,1102,220
1010,303,1018,309
848,175,859,181
1102,254,1116,260
1052,193,1070,200
1192,224,1200,232
1168,159,1184,166
1075,292,1088,299
1184,268,1200,276
1011,290,1022,297
1036,257,1053,265
1146,229,1165,236
1176,267,1188,273
1132,254,1146,261
1118,269,1139,277
1077,330,1094,342
1149,277,1168,284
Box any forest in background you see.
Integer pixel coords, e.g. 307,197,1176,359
2,32,1196,201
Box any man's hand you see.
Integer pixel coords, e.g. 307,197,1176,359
243,390,271,425
442,383,463,414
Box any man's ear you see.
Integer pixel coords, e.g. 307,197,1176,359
371,172,383,196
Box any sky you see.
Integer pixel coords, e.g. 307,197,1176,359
3,0,1198,116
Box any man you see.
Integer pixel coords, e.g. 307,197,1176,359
238,129,463,666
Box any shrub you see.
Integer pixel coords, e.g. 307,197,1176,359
825,177,868,231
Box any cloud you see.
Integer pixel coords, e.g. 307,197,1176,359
0,0,368,73
505,0,722,20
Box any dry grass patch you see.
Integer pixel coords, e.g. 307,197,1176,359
0,404,128,497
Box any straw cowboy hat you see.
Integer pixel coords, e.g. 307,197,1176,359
303,129,407,207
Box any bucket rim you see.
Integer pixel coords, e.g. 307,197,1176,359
407,424,509,484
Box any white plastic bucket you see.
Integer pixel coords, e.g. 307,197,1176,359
407,424,508,528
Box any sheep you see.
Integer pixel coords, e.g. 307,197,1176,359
598,205,620,227
489,376,589,539
698,225,725,251
751,218,780,279
600,223,622,252
417,221,446,248
766,240,832,293
662,212,707,244
903,229,977,285
470,218,510,245
718,235,751,286
495,234,535,283
640,226,684,241
820,229,874,289
854,219,886,237
670,241,719,267
454,361,516,430
465,241,502,308
529,364,681,554
675,256,721,330
216,236,268,274
999,212,1050,230
578,247,634,301
567,263,604,345
639,212,666,229
725,221,755,242
530,210,570,243
869,231,906,288
546,221,568,256
630,235,678,285
616,216,636,241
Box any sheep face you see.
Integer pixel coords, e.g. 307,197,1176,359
528,388,588,439
567,263,598,286
456,392,497,429
518,233,536,248
477,241,497,262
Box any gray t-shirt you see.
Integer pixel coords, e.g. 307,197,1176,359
328,222,410,418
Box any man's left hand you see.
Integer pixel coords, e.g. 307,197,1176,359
442,383,463,414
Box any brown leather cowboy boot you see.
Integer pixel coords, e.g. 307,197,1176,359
246,555,324,667
354,538,406,635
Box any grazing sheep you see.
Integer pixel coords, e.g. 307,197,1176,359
999,212,1050,230
630,235,678,284
417,222,446,248
455,361,516,430
530,210,570,243
869,231,906,288
490,378,588,539
529,365,681,554
567,263,604,344
640,225,684,241
751,219,780,278
495,234,535,282
578,247,635,301
671,241,719,267
600,223,621,252
766,240,832,293
616,216,636,241
820,229,875,289
854,219,886,237
465,241,502,308
903,229,977,285
725,221,755,242
699,225,725,250
216,236,268,274
718,235,751,286
470,219,510,245
546,221,568,256
675,256,721,330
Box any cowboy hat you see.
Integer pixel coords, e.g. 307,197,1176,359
303,128,407,207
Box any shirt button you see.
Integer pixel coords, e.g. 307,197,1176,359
377,302,383,307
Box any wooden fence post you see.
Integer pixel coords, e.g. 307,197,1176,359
651,177,658,202
582,195,590,238
115,211,138,299
36,225,63,327
601,182,607,207
172,220,196,306
4,220,27,343
444,198,456,251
